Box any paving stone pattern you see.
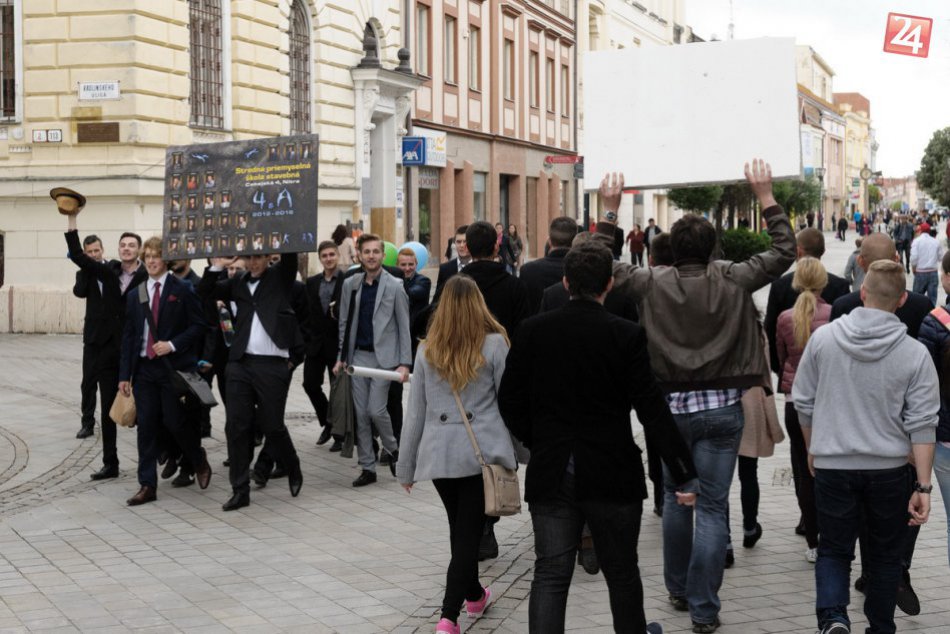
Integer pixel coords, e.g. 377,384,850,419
0,230,948,633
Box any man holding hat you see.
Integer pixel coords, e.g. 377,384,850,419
910,221,942,306
60,188,147,480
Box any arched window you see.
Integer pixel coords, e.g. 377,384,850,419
288,0,311,134
0,0,20,121
189,0,224,129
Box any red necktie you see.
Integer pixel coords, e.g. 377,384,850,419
146,282,161,359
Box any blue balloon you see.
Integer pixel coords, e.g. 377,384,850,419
399,241,429,269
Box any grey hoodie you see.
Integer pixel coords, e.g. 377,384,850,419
792,307,938,470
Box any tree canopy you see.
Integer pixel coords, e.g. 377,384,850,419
667,185,723,214
918,127,950,207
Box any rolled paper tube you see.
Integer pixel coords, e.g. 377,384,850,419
345,365,410,383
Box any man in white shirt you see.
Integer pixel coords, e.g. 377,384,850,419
910,222,943,306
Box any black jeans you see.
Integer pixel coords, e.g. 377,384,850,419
81,343,120,468
529,473,645,634
302,353,331,427
225,356,299,495
433,475,486,623
785,402,818,548
858,463,920,574
815,466,910,634
726,455,760,540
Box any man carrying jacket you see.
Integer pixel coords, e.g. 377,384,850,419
596,159,795,633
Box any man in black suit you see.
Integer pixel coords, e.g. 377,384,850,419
65,209,146,480
520,216,578,313
432,225,470,302
499,242,697,634
199,252,304,510
764,228,852,374
305,241,345,448
462,221,531,338
118,237,212,506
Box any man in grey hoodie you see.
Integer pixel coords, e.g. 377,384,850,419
792,260,938,634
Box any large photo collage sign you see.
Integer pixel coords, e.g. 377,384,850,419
162,134,319,258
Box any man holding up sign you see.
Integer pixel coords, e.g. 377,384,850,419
595,160,795,633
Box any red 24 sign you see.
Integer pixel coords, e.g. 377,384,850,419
883,13,932,58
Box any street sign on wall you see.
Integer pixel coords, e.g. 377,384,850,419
402,137,426,166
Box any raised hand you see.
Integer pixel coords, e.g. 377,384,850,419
599,172,625,216
744,159,778,209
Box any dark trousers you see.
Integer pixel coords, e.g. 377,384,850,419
133,359,202,488
388,381,404,443
785,403,818,548
433,475,486,623
529,473,645,634
814,466,910,634
726,456,759,538
644,433,664,507
80,344,120,468
214,362,228,407
896,242,911,272
225,355,299,495
858,463,920,574
302,353,331,427
632,251,644,267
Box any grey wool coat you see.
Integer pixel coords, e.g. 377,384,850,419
396,333,518,485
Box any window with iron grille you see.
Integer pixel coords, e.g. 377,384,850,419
0,0,15,121
288,0,310,134
189,0,224,129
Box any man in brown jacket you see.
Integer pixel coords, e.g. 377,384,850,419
596,159,795,633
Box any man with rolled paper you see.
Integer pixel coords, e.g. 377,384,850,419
333,234,412,488
199,252,304,510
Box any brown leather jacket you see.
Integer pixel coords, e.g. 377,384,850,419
594,205,795,392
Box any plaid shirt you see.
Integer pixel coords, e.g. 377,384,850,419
666,389,743,415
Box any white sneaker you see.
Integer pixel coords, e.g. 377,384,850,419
806,548,818,563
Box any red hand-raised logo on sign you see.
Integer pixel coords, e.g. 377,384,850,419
883,12,932,58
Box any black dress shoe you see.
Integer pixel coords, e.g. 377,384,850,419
329,439,343,452
478,524,499,561
222,491,250,511
316,426,333,445
90,465,119,481
288,465,302,497
76,424,94,439
194,449,212,490
352,470,377,487
127,485,156,506
160,458,179,480
251,469,268,488
270,465,288,479
171,472,195,487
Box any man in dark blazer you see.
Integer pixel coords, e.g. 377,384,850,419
520,216,578,314
65,210,146,479
462,221,531,338
118,237,212,506
199,251,304,510
499,242,697,634
432,225,470,303
764,228,851,374
305,241,345,447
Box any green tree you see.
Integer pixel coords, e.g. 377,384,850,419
918,127,950,207
667,185,724,213
868,184,881,206
772,176,821,216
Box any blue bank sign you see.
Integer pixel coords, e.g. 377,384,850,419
402,137,426,166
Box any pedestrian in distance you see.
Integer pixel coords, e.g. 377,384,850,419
397,275,517,634
498,241,698,634
910,221,943,306
792,260,938,634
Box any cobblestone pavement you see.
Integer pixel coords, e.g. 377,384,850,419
0,230,948,633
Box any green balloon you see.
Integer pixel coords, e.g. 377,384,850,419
383,241,398,267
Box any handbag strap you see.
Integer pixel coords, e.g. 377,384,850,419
342,284,359,364
452,388,486,468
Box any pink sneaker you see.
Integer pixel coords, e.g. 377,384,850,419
465,585,492,618
435,618,460,634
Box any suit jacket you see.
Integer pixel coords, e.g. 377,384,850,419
498,300,697,503
830,289,933,339
461,260,531,338
764,269,851,373
119,273,207,382
433,258,463,303
540,282,639,323
519,247,569,314
198,253,300,361
305,271,344,362
337,269,412,368
404,272,432,324
65,230,146,348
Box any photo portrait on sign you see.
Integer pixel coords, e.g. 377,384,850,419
252,233,264,251
236,235,247,251
219,235,230,250
186,173,198,190
237,212,247,229
204,171,216,188
203,214,214,231
203,237,214,254
186,215,197,232
168,238,179,253
170,174,182,189
172,152,183,168
220,212,230,229
169,217,180,233
185,237,196,255
187,194,197,211
170,195,181,212
221,190,231,208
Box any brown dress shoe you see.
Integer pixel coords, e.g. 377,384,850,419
195,448,212,490
126,486,156,506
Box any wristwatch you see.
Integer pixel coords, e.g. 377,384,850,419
914,483,933,494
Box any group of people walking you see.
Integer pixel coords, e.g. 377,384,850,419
63,157,949,634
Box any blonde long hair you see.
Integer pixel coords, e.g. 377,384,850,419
424,275,510,391
791,257,827,350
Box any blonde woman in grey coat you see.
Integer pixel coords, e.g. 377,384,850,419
396,275,517,634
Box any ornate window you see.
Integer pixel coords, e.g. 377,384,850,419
189,0,224,129
288,0,311,134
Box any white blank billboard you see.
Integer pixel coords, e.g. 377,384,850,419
583,38,801,190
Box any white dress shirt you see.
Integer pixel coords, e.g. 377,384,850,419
244,278,289,358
